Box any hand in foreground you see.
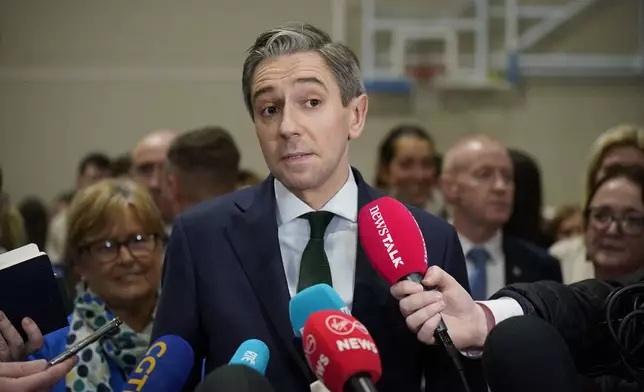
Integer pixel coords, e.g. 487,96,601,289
0,312,44,362
0,357,77,392
390,266,490,349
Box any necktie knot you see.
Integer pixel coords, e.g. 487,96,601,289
304,211,335,239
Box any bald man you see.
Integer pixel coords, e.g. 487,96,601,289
131,130,177,228
440,135,561,300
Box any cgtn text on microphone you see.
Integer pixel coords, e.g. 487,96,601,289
302,309,381,392
123,335,194,392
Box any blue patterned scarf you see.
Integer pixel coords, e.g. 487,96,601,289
64,283,153,392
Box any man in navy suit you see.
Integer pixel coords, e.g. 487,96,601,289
151,23,485,391
439,135,562,301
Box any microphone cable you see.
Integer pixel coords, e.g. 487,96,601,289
434,325,471,392
412,275,471,392
605,282,644,388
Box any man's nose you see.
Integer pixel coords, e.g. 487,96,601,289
278,106,300,138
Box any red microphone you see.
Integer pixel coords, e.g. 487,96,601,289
358,196,428,284
358,196,471,392
302,310,381,392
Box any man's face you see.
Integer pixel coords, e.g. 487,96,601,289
77,164,111,189
250,52,366,196
131,135,174,221
452,143,514,227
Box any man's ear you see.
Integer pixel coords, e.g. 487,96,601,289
439,174,459,204
348,94,368,141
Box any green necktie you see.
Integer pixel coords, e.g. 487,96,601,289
297,211,335,292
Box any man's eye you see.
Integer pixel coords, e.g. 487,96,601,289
305,99,321,108
261,106,279,116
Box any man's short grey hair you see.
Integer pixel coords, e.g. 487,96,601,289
242,23,365,118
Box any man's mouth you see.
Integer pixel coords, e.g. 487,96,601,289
282,153,312,161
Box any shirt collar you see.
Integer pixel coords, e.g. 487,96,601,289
274,168,358,226
458,230,503,263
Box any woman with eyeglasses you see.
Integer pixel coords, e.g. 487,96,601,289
550,123,644,284
0,179,165,392
584,165,644,280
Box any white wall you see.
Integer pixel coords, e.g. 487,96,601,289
0,0,642,206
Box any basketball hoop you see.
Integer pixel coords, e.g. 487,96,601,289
406,65,443,84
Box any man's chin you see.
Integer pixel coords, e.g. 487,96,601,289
279,175,319,192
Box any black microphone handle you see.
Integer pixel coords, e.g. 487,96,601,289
404,272,448,332
402,272,472,392
344,375,378,392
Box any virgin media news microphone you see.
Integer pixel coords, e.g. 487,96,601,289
123,335,194,392
358,196,471,392
194,339,274,392
482,316,580,392
290,283,349,337
302,309,381,392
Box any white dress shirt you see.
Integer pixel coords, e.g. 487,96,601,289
274,168,358,310
458,230,505,299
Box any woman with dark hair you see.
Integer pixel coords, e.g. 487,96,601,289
374,124,444,214
18,197,49,251
0,165,26,253
504,148,552,248
583,164,644,280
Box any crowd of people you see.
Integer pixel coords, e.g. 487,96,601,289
0,22,642,392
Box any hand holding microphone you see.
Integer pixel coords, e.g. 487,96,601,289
358,196,473,392
390,265,489,349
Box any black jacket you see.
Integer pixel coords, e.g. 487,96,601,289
491,269,644,387
503,235,562,285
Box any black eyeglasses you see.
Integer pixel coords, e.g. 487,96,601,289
587,208,644,236
81,234,159,264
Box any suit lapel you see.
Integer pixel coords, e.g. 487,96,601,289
502,235,524,284
224,169,389,381
224,177,295,353
351,169,390,314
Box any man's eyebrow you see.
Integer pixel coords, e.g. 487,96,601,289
252,86,275,103
294,77,327,91
252,77,327,103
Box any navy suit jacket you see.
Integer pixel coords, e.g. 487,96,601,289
503,235,563,285
151,168,487,391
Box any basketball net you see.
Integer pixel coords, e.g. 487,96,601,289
407,65,443,112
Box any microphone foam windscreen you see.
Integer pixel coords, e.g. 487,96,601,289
194,364,276,392
482,315,580,392
228,339,270,375
123,335,194,392
358,196,427,284
289,283,349,337
302,309,382,392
